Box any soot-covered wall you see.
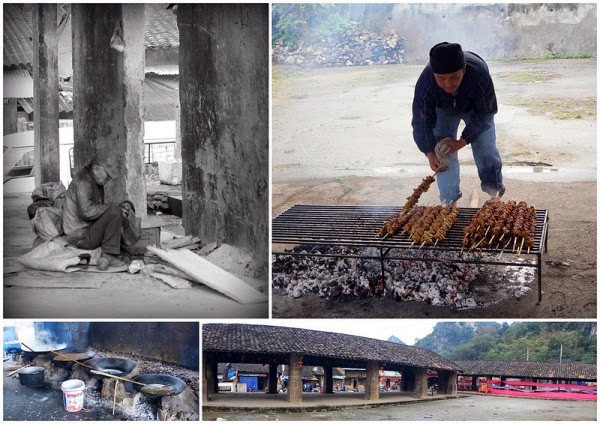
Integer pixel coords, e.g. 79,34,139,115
89,322,199,370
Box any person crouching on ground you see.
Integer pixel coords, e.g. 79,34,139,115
411,42,505,204
63,155,140,266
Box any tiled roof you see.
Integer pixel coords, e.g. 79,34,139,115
144,4,179,49
145,63,179,76
17,94,73,114
455,360,597,380
4,4,178,69
3,4,33,67
203,324,460,372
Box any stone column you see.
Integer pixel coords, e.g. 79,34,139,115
268,363,278,394
438,370,457,395
178,4,268,271
287,354,302,403
324,365,334,394
72,4,146,219
32,4,60,185
500,376,506,387
364,361,380,401
531,377,537,390
414,368,428,398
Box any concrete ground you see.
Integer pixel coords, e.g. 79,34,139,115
204,391,459,410
203,393,597,421
3,375,130,421
3,193,268,318
272,58,596,319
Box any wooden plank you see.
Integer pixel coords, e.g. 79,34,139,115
147,247,267,304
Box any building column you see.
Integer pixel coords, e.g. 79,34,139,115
364,361,380,401
178,4,268,270
72,4,147,219
203,354,215,402
438,370,457,395
287,354,302,403
324,365,334,394
33,4,60,185
414,368,428,398
471,375,479,392
531,377,537,390
268,363,278,394
500,376,506,387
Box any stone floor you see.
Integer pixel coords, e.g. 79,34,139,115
204,391,462,411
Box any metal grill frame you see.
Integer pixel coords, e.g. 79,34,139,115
273,204,550,304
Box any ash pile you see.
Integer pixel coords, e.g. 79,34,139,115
273,246,535,309
273,26,405,67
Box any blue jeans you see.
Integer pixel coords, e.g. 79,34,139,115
433,108,504,203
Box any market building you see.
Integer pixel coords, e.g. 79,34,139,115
202,324,461,404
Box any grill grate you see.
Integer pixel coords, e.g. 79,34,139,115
273,204,548,254
273,204,550,304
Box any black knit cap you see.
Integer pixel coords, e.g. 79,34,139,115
429,42,465,74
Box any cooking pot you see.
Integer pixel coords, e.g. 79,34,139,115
18,366,45,387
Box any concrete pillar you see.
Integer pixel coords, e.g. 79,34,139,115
72,4,147,219
324,365,334,394
4,98,18,135
414,368,428,398
438,370,458,395
268,363,278,394
364,361,380,401
531,377,537,390
287,354,302,403
32,4,60,185
178,4,268,270
500,376,506,387
211,361,219,393
471,375,479,392
203,354,215,402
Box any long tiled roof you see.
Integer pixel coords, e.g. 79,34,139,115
4,4,178,68
455,360,597,380
203,324,460,372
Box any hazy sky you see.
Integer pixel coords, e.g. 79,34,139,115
205,320,518,346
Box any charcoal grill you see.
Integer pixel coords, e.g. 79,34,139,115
272,204,549,303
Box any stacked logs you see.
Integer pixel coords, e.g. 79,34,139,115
463,198,537,254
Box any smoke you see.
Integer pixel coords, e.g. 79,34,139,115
367,3,596,61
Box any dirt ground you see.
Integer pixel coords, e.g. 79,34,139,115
203,394,597,421
3,193,268,319
272,59,596,319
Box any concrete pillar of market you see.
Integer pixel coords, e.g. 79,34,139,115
32,4,60,185
531,377,537,390
439,371,457,395
211,361,219,393
364,361,380,401
500,376,506,387
287,354,302,403
324,365,334,394
71,4,147,219
202,354,215,402
402,368,415,392
471,375,479,392
178,4,268,269
268,363,278,394
414,368,428,398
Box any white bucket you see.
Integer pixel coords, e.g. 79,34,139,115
61,379,85,412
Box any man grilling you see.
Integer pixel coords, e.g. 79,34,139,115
63,153,140,266
412,42,505,204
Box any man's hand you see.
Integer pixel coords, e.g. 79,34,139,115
442,137,467,154
426,152,441,173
